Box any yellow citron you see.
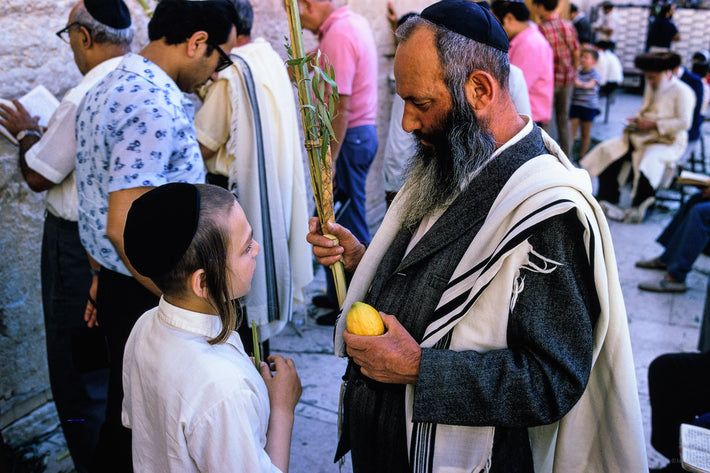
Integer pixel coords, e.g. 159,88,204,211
346,302,385,336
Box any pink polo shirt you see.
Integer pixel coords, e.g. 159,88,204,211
318,6,378,128
509,25,554,123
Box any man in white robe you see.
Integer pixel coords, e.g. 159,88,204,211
195,0,312,347
580,51,695,223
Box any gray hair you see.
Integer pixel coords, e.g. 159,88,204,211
395,16,509,100
395,16,503,229
73,2,134,45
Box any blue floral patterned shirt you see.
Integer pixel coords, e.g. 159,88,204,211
75,53,206,276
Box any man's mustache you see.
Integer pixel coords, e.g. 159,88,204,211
412,130,428,143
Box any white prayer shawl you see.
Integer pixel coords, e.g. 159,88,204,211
580,75,695,192
222,39,313,340
334,131,647,472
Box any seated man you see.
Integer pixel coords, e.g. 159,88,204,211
580,52,695,223
636,189,710,292
647,276,710,472
648,350,710,473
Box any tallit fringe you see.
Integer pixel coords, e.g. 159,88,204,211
337,380,347,472
510,249,561,311
522,248,561,274
484,450,493,473
510,275,525,312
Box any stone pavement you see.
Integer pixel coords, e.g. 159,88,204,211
30,89,709,472
279,223,709,472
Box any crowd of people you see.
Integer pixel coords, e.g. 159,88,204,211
2,0,305,471
1,0,709,472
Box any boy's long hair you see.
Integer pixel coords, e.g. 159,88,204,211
153,184,241,345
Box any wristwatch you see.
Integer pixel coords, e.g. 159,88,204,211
16,129,41,141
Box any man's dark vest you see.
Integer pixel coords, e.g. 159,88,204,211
336,126,547,472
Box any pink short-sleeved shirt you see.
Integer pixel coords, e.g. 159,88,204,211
509,25,554,123
318,6,378,128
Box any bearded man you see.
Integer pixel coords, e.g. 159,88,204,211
307,1,647,472
580,52,695,223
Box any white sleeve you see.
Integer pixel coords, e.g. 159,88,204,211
509,65,532,117
609,55,624,84
383,95,415,192
194,78,232,152
24,100,78,184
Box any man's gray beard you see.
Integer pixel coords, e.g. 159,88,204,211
400,105,496,230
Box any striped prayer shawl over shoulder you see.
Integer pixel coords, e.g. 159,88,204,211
335,130,648,473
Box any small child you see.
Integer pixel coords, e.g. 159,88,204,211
121,183,301,472
570,48,603,159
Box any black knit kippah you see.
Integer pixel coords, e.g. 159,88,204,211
84,0,132,29
124,183,201,280
634,52,682,72
421,0,509,53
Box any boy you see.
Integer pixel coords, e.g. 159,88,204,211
570,48,602,159
122,183,302,472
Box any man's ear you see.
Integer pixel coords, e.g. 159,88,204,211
186,31,209,58
188,268,209,299
78,25,94,50
503,12,514,27
300,0,313,13
465,70,495,112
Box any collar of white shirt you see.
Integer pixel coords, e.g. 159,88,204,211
156,297,247,354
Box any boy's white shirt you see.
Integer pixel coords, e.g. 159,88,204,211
122,297,283,473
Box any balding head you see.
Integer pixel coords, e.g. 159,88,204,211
71,0,134,46
63,0,132,75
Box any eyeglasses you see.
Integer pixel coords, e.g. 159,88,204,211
208,42,233,72
56,22,91,44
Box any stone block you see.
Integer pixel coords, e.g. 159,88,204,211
2,403,60,449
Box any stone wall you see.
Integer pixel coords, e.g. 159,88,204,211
0,0,149,452
0,0,429,466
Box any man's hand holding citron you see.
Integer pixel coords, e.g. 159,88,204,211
346,302,385,336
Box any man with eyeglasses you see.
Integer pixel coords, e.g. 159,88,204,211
194,0,313,357
0,1,132,471
73,1,237,471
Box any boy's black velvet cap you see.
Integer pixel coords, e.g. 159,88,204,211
124,183,201,279
84,0,132,29
421,0,509,52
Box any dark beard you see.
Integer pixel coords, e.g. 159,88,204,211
400,100,496,229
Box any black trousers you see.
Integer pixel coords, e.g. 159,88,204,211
41,214,108,473
596,150,655,206
648,351,710,462
90,269,158,473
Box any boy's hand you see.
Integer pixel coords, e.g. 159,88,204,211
260,355,302,413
